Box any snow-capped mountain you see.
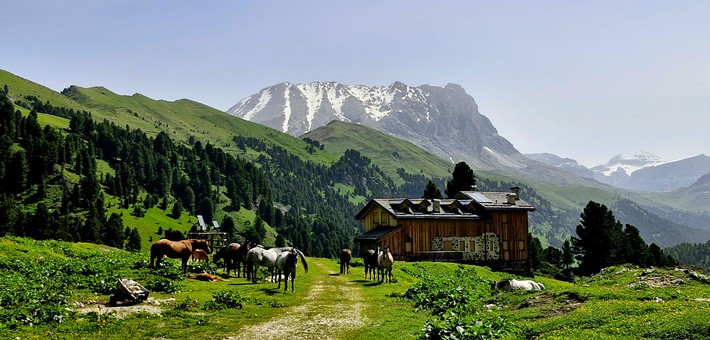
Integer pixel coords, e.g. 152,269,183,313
228,81,525,169
529,151,710,192
591,152,668,177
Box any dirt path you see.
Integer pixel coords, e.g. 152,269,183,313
231,261,368,339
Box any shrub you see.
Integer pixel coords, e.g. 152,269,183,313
204,290,245,310
146,276,182,294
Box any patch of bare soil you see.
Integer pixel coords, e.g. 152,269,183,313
74,297,174,319
230,262,368,340
518,292,585,317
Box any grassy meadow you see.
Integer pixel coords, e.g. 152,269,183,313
1,237,709,339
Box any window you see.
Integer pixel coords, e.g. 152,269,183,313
518,240,525,250
501,214,508,224
373,212,379,225
381,212,389,226
444,241,453,251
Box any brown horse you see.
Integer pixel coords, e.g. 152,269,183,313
340,248,352,274
364,248,379,281
213,242,252,277
150,239,211,274
191,249,209,262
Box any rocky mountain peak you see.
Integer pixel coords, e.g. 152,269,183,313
227,81,524,169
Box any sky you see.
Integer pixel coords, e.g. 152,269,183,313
2,1,709,167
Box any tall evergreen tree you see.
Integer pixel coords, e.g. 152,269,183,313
571,201,624,275
445,161,476,198
7,151,28,194
423,179,443,199
561,239,574,270
221,216,237,242
170,200,183,219
126,227,142,252
102,213,125,248
621,224,649,266
529,233,544,270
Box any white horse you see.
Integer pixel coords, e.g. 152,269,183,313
275,248,309,292
493,279,545,292
377,245,394,283
246,246,281,283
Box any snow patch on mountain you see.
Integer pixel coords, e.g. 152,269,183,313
282,85,291,133
242,88,272,121
595,152,668,176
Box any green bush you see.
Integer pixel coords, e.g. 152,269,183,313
145,276,182,294
404,267,516,339
204,290,245,311
423,306,516,340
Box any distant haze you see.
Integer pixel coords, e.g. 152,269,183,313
1,1,709,167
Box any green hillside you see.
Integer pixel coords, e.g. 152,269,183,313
0,69,87,111
303,120,453,182
0,69,338,166
2,236,708,339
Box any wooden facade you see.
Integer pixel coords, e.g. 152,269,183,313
354,190,535,273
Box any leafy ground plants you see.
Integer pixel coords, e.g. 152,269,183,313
404,265,516,339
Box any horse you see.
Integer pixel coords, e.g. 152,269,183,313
492,279,545,292
246,246,283,283
340,248,352,274
150,239,211,274
191,249,209,262
377,245,394,283
276,248,309,292
364,248,380,281
213,242,252,277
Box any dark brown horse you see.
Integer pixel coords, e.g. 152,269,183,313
150,239,211,274
340,248,352,274
213,242,252,277
276,248,309,292
364,248,379,281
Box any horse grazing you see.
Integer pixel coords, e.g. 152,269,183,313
492,279,545,292
150,239,211,274
340,248,352,274
213,242,252,277
276,248,309,292
364,248,379,281
377,245,394,283
246,246,282,283
191,249,209,262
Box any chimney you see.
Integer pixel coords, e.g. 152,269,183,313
510,186,520,200
506,194,516,204
433,199,441,213
470,185,478,191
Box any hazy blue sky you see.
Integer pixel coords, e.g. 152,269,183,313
2,1,708,167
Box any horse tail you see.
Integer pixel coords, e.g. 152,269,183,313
296,249,308,274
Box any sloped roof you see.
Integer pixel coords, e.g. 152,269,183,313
355,191,534,221
353,226,402,241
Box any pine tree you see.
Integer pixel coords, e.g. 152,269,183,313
571,201,624,275
170,201,183,219
423,180,443,199
7,151,28,194
562,239,574,270
126,227,142,252
529,233,544,270
102,213,125,248
221,216,236,242
445,162,476,198
621,224,649,266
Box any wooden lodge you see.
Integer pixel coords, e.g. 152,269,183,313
354,188,535,274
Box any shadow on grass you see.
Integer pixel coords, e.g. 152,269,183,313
328,273,340,277
260,287,281,296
